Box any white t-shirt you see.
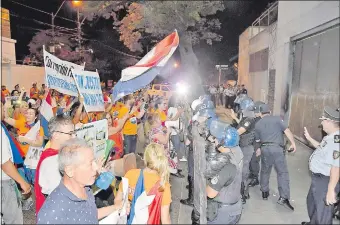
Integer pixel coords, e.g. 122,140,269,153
1,127,14,181
39,155,62,195
209,87,217,94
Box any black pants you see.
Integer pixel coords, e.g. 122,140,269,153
249,151,260,178
210,94,216,107
307,173,340,224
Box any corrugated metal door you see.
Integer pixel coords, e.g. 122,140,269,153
290,26,339,142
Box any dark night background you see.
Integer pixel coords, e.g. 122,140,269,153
1,0,274,81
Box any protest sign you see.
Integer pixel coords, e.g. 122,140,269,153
43,46,84,96
24,121,44,169
5,96,19,103
72,69,105,112
75,119,108,159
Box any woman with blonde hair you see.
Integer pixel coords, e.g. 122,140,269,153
114,143,172,224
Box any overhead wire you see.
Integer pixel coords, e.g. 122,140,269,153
8,0,76,23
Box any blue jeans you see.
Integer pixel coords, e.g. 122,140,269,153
171,135,184,158
123,134,137,155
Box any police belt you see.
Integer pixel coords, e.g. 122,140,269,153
212,200,238,208
261,142,284,148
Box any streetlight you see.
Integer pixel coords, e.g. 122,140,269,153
72,0,82,7
174,62,179,68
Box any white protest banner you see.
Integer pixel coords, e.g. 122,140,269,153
24,121,44,169
43,46,84,96
75,119,108,159
72,69,105,112
5,96,19,103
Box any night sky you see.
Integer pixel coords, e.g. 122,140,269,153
2,0,274,75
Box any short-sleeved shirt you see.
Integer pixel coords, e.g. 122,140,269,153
254,115,287,146
118,106,138,135
14,120,44,156
119,169,172,206
309,130,340,176
37,182,98,224
208,162,236,192
1,127,13,181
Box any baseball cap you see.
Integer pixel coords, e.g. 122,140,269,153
319,106,340,122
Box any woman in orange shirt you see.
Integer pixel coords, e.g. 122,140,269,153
105,112,129,160
115,143,172,224
4,107,44,157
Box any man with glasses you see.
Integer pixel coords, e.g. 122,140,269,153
34,115,75,213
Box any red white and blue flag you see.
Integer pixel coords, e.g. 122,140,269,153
127,170,163,224
39,91,54,137
112,30,179,102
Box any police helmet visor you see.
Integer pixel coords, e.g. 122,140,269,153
209,120,230,140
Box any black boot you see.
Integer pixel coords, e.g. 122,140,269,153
191,208,200,225
248,176,259,187
262,191,269,200
241,182,250,204
277,197,294,211
181,176,194,206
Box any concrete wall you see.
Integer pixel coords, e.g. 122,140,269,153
1,37,17,64
274,1,340,116
1,64,45,90
237,28,250,87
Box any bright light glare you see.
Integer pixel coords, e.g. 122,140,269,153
72,0,82,7
176,82,188,95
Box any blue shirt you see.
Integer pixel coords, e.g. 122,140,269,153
37,182,98,224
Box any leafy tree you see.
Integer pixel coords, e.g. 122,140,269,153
27,28,138,80
82,1,225,90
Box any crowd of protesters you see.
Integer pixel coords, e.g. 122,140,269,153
1,82,189,224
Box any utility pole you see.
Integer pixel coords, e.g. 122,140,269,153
50,0,66,54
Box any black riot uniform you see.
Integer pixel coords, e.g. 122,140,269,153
206,125,243,224
180,122,194,206
237,116,256,204
248,116,262,186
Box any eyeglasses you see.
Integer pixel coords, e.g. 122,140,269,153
55,130,76,136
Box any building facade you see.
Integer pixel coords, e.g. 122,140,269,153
238,1,339,142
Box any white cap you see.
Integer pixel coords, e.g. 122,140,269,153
191,99,202,111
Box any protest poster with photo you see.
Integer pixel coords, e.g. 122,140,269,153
43,46,85,96
72,69,105,112
5,96,19,103
75,119,108,159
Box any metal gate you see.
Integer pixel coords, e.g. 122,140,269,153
289,25,339,142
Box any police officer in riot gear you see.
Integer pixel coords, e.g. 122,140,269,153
180,97,208,207
302,106,340,225
189,97,217,225
205,124,244,224
248,101,265,187
230,97,257,204
254,103,296,211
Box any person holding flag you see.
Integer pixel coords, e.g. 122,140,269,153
114,143,172,224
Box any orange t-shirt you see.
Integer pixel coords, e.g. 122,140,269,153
118,106,138,135
14,120,44,156
30,87,39,99
2,89,10,97
156,109,167,122
109,119,123,159
119,169,172,206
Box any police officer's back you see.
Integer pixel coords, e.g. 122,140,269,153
254,103,296,211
